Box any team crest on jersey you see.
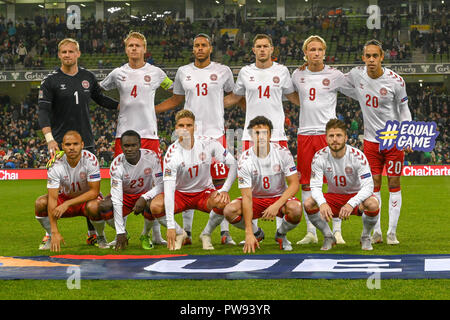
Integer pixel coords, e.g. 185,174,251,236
144,168,152,175
380,88,388,96
273,164,281,173
273,76,280,84
144,75,151,82
345,167,353,175
199,152,207,161
82,80,90,89
210,74,218,81
80,172,87,180
322,78,330,86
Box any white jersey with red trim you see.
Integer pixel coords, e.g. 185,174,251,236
173,62,234,138
47,150,101,198
344,66,410,142
100,63,172,139
163,136,234,193
109,149,163,234
233,62,295,141
310,145,374,208
237,143,297,198
292,65,357,135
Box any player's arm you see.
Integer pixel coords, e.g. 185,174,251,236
224,92,244,108
343,160,374,219
284,91,300,106
47,187,65,252
214,146,237,204
52,180,100,219
163,179,177,250
91,78,119,110
241,187,259,254
155,94,185,113
140,168,164,211
38,80,60,157
261,173,299,221
337,70,358,100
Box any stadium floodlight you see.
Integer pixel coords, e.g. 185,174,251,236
80,4,86,8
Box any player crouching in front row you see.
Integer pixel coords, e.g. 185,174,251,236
304,119,380,251
35,131,108,252
149,110,238,251
224,116,302,253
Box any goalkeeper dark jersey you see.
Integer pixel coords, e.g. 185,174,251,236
38,67,118,150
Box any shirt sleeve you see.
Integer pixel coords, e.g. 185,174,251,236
99,69,117,91
90,73,119,110
212,141,237,192
86,153,101,182
233,69,246,96
336,70,358,100
172,68,185,95
142,156,164,201
237,158,252,190
310,155,327,207
110,166,126,234
347,154,374,208
223,66,235,93
281,148,298,177
281,67,295,95
163,179,177,229
394,78,412,122
38,77,53,129
47,166,61,189
158,68,174,91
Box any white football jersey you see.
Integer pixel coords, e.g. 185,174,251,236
310,145,374,208
109,149,163,234
234,62,295,141
344,66,410,142
163,136,234,193
100,63,172,139
292,65,357,135
47,150,101,198
173,62,234,138
238,143,297,198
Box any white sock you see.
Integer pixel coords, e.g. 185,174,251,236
308,213,333,237
157,217,184,235
89,220,105,237
230,216,258,233
276,216,283,229
182,209,195,233
277,216,298,235
362,213,378,237
152,219,162,238
202,212,224,235
373,191,382,234
219,216,230,232
142,218,154,236
105,218,115,230
388,190,402,235
332,217,342,233
302,189,317,235
36,216,51,235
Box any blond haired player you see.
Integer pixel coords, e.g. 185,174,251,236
150,110,238,251
155,33,237,246
292,35,357,245
342,40,412,245
100,31,172,245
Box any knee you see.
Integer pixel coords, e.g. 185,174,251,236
303,197,316,212
150,198,164,215
364,196,380,213
223,202,241,222
98,199,112,214
86,200,101,220
285,201,302,223
35,195,48,216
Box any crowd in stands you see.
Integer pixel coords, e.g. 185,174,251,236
0,5,448,70
0,82,448,169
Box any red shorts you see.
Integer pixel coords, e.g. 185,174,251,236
323,193,359,217
297,134,327,185
172,188,217,214
114,138,162,161
56,194,93,218
364,140,404,176
210,135,230,180
102,192,153,220
237,196,301,219
242,140,288,152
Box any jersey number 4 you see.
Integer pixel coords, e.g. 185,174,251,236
131,85,138,98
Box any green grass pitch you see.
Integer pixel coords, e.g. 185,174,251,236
0,176,449,300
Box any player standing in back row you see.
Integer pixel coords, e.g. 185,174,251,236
155,33,236,246
291,35,357,246
100,31,171,245
343,40,412,245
